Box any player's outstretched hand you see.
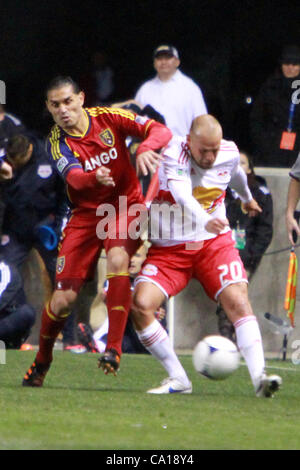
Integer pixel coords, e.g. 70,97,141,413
242,198,262,217
136,150,164,176
205,217,229,235
0,161,13,180
96,167,115,187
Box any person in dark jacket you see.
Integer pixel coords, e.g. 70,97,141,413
0,106,26,236
217,151,273,340
250,45,300,168
1,133,68,277
0,134,74,347
0,257,35,349
0,105,26,153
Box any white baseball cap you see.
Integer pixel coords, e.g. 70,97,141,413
153,45,179,59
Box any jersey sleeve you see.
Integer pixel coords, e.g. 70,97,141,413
230,165,252,203
46,128,82,180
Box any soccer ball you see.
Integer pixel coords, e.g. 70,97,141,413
192,335,240,380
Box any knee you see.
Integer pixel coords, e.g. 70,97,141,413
225,296,250,316
219,284,253,323
50,290,77,317
131,282,165,330
131,292,156,323
107,247,129,273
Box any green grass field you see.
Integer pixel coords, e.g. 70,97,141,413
0,350,299,450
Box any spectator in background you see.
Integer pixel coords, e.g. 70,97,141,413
135,44,207,136
216,151,273,340
0,105,26,153
0,257,35,349
250,44,300,167
0,105,26,235
0,134,74,347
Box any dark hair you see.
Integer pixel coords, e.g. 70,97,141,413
45,76,81,99
279,44,300,65
6,134,30,159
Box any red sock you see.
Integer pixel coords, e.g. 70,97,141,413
36,302,68,365
105,274,131,356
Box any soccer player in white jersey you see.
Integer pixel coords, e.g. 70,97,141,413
131,114,282,398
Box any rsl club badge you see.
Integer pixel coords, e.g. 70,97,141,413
99,128,115,147
56,256,65,274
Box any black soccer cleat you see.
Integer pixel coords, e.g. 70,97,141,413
22,360,50,387
98,348,120,376
77,322,98,353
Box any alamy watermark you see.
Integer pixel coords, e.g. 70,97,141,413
292,80,300,104
0,81,6,105
95,196,206,250
0,340,6,364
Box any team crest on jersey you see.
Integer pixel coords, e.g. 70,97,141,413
56,256,65,274
217,170,229,178
142,264,158,277
193,186,225,213
99,128,115,147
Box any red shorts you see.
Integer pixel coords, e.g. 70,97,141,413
55,208,142,292
136,232,247,301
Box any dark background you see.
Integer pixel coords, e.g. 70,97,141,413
1,0,300,151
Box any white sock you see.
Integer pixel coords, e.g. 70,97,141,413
136,319,190,385
234,315,265,389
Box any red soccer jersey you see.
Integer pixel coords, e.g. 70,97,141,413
46,106,171,213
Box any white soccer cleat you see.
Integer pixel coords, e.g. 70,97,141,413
147,377,192,394
255,374,282,398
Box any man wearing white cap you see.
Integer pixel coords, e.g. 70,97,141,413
135,45,207,137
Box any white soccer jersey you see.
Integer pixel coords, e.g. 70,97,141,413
149,136,252,246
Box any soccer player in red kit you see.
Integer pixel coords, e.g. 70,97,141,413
22,76,172,387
